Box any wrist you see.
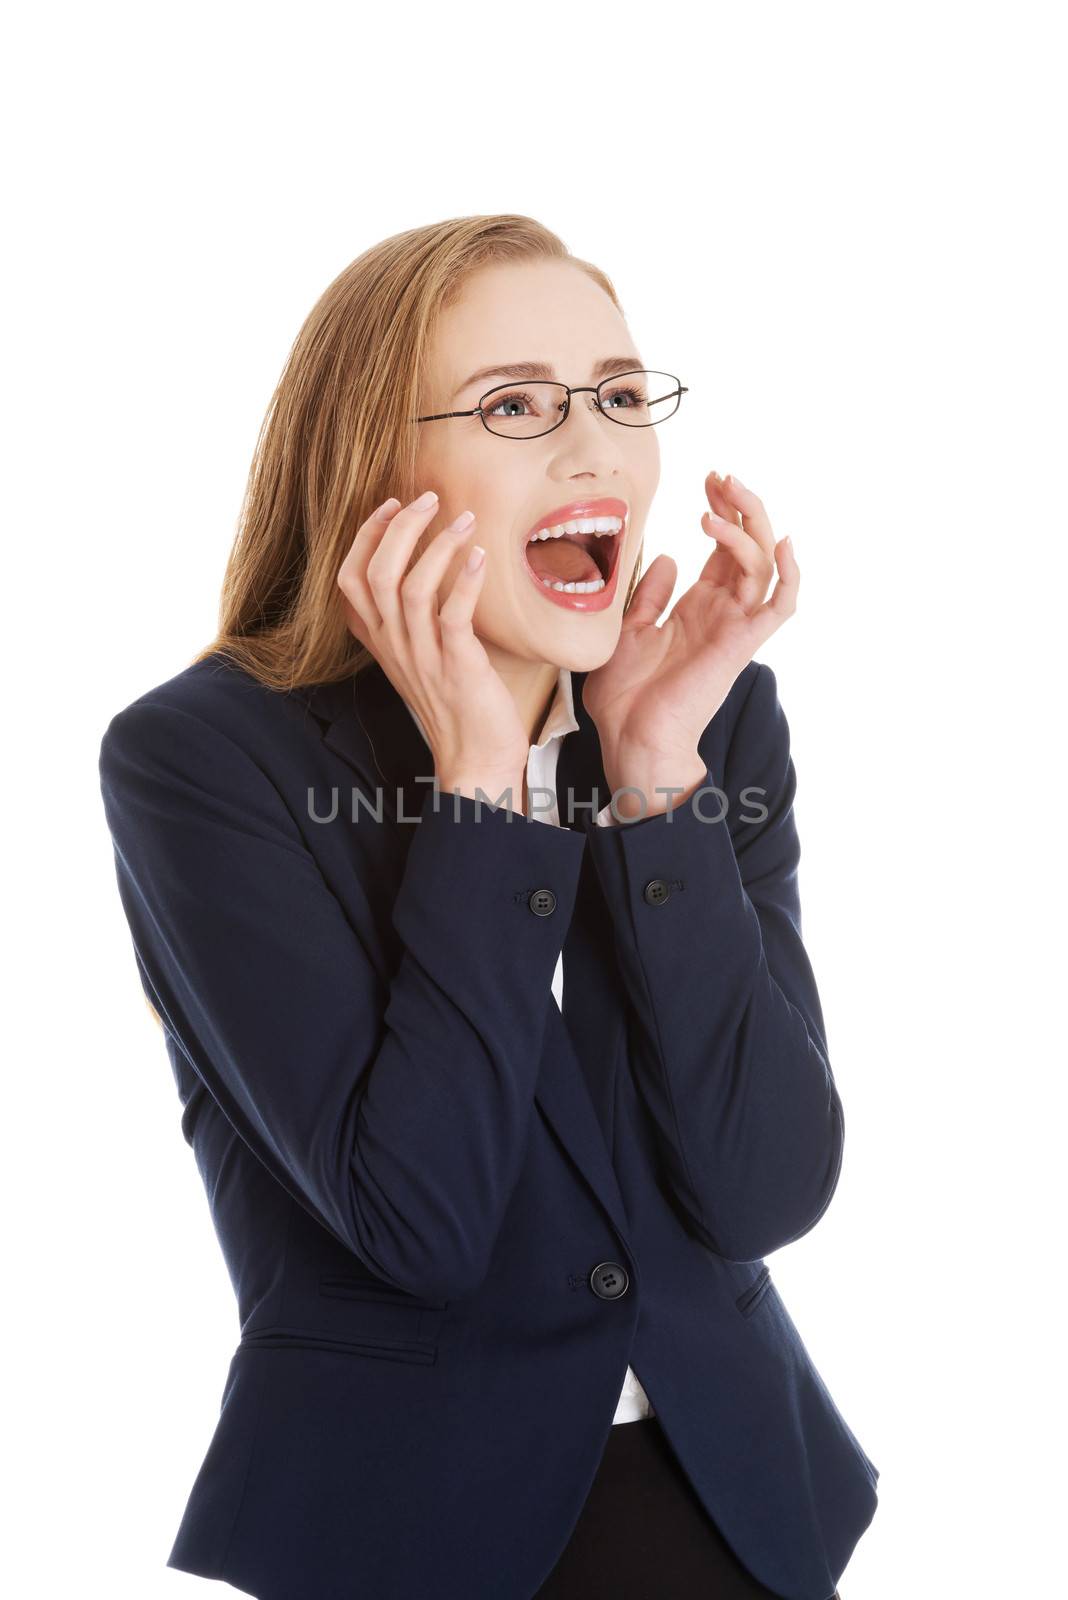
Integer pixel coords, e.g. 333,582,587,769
599,748,709,821
434,769,526,812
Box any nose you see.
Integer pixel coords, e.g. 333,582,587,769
559,389,610,434
547,392,626,487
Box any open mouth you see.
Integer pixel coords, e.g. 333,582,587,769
522,514,626,594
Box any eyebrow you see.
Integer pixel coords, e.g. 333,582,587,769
451,356,643,402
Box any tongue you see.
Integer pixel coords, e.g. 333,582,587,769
526,535,601,585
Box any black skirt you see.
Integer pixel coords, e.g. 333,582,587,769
532,1416,840,1600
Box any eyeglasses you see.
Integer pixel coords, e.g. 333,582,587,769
413,369,688,440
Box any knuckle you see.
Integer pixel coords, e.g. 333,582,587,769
365,561,393,592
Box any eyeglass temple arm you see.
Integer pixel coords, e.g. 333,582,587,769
414,408,482,422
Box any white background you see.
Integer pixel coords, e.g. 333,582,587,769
5,2,1065,1595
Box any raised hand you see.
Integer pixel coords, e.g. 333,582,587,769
582,472,798,818
337,491,530,807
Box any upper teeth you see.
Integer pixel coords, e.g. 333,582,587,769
527,515,624,542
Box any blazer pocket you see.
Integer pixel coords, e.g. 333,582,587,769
239,1324,438,1366
734,1265,773,1318
316,1271,449,1348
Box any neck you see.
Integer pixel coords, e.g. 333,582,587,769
483,646,562,748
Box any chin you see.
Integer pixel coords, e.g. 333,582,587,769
537,604,620,668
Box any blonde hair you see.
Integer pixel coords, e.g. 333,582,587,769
191,213,645,688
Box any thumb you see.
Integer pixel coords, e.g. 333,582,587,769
622,553,676,630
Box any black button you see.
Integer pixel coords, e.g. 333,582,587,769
589,1261,630,1300
528,888,557,917
642,878,671,906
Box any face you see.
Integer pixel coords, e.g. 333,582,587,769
413,260,660,676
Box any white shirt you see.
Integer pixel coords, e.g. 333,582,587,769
401,667,655,1425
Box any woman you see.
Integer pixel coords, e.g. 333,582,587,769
98,214,878,1600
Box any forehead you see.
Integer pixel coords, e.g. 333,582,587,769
431,260,637,391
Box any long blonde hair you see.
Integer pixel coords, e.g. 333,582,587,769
191,213,645,688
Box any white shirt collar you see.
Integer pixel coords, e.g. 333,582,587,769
531,664,581,752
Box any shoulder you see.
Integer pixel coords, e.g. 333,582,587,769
720,659,795,806
98,650,322,773
97,652,342,858
691,658,793,804
728,658,784,735
698,658,780,755
101,650,300,738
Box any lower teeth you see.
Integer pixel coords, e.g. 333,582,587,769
540,577,606,593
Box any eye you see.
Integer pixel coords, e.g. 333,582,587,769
485,389,541,418
600,383,648,412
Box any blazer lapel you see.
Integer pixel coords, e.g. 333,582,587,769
303,662,435,825
301,661,634,1248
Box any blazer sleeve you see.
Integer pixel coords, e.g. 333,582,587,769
582,661,842,1263
98,697,587,1300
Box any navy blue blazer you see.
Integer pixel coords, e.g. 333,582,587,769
98,649,880,1600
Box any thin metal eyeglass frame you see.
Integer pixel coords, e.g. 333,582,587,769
413,369,689,439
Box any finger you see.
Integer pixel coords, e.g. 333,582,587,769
701,510,776,613
337,497,403,633
402,510,479,677
438,540,489,669
748,538,800,643
620,553,676,631
365,491,444,658
705,470,743,530
340,596,371,648
701,510,771,586
715,473,777,560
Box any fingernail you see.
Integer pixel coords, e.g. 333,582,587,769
453,510,476,531
465,545,485,572
413,489,438,509
375,497,401,518
728,473,746,490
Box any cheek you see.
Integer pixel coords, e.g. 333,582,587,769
434,531,502,603
452,487,521,574
638,435,661,493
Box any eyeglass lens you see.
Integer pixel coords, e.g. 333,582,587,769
480,370,682,438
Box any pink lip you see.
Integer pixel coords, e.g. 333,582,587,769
520,496,629,614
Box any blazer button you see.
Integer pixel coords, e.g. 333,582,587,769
528,888,557,917
642,878,671,906
589,1261,630,1299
